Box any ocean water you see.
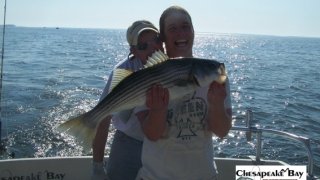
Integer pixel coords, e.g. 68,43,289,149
0,27,319,175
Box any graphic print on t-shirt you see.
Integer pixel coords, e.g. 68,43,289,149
167,96,207,141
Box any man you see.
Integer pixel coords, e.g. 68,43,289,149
91,20,163,180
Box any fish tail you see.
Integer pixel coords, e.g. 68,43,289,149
57,112,96,152
216,63,227,84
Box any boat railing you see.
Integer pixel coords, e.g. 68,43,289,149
230,109,316,179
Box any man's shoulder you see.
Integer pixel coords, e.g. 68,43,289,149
114,56,142,71
115,56,135,67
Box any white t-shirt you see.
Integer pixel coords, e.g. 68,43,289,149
137,79,232,180
100,55,145,141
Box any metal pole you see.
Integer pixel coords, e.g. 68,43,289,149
245,109,253,141
255,131,262,162
0,0,7,143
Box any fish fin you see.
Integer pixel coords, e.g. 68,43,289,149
110,69,133,91
216,75,227,84
56,112,96,152
144,50,169,68
216,63,227,84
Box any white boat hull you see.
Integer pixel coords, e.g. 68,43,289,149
0,156,287,180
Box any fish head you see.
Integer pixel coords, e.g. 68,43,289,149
191,59,227,87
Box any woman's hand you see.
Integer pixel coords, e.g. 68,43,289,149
207,81,227,106
140,84,169,141
207,81,231,138
146,84,169,112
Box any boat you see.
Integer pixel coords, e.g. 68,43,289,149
0,110,318,180
0,1,318,179
0,156,290,180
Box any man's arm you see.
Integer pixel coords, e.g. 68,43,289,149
92,116,111,162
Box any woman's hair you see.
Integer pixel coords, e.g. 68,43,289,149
159,5,193,40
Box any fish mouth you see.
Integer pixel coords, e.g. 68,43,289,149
174,39,188,47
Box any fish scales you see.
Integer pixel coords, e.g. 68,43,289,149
57,57,226,151
114,62,191,109
99,60,191,113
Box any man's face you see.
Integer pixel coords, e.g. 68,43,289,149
133,31,163,64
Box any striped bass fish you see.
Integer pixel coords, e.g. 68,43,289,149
58,51,227,150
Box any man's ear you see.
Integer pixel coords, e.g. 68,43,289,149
130,46,136,55
159,34,165,42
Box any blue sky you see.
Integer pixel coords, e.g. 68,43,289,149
2,0,320,37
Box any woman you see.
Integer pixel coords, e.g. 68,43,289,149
136,6,232,180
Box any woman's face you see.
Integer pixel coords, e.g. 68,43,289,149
163,11,194,58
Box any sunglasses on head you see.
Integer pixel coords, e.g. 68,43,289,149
136,36,161,51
